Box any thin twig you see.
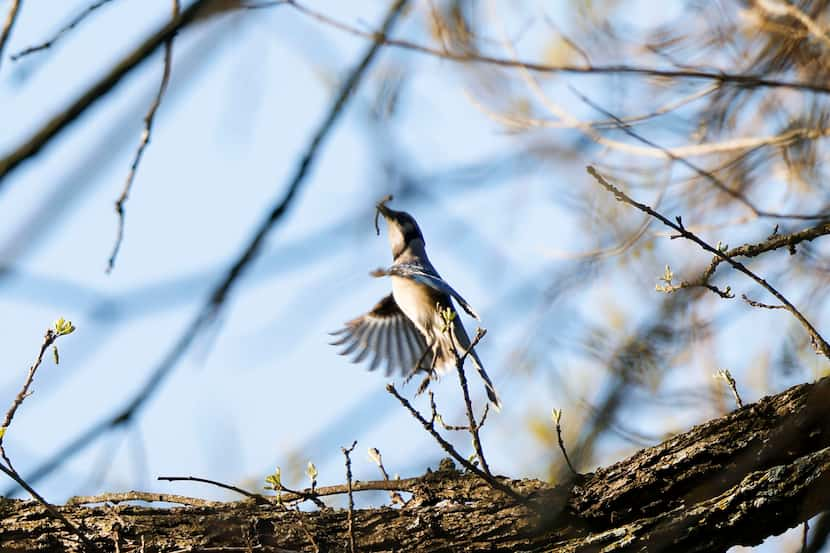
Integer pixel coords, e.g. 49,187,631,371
447,326,492,475
341,440,357,553
107,0,180,273
161,473,422,504
715,369,744,409
1,329,57,444
0,0,22,72
587,166,830,361
0,463,99,551
157,475,269,504
1,320,74,469
552,409,578,476
452,331,491,475
67,491,224,507
368,447,404,505
10,0,116,61
0,322,96,551
699,222,830,284
453,328,492,475
429,392,489,432
741,293,785,310
4,0,410,496
386,383,523,502
162,471,325,509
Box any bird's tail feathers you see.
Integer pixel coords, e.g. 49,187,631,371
467,349,502,411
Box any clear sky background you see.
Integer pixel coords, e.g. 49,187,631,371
0,1,820,550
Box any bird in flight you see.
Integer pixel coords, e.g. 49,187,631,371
330,196,501,409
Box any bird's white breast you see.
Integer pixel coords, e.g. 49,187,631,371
391,276,437,336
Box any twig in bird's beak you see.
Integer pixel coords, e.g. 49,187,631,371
375,194,394,235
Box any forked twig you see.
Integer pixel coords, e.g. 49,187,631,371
587,166,830,361
447,326,492,475
10,0,116,60
386,383,523,502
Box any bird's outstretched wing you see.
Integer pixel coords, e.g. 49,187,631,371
330,294,431,376
383,263,480,320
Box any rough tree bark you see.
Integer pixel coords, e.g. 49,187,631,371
2,375,829,552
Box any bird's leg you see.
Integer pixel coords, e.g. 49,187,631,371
405,340,435,384
416,373,432,396
415,342,441,395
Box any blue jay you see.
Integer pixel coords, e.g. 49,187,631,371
331,197,502,410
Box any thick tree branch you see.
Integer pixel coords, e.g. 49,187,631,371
3,376,829,551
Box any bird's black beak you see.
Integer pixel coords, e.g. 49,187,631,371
375,195,394,235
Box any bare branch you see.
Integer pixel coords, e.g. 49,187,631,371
385,383,523,502
741,293,786,311
551,409,578,476
700,222,830,282
715,369,744,409
444,324,492,475
10,0,116,61
1,319,75,469
162,472,426,504
0,329,57,445
429,392,489,432
367,447,404,505
0,321,97,552
587,165,830,361
341,440,357,553
157,475,268,503
107,0,180,273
